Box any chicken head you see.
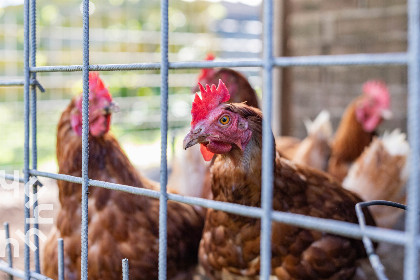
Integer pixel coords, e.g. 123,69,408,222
355,80,391,132
70,72,118,137
184,79,253,161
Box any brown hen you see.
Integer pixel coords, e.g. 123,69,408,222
183,80,375,280
42,73,204,280
328,80,391,182
169,57,260,198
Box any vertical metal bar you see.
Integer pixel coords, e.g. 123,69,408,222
58,238,64,280
260,0,274,279
81,0,90,279
23,0,31,279
158,0,169,279
122,259,129,280
4,223,14,280
30,0,40,273
405,0,420,279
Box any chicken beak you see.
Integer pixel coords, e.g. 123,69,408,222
103,101,120,115
183,128,208,150
381,109,393,120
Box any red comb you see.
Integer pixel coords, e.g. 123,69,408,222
191,79,230,127
197,53,216,82
363,80,390,106
205,53,215,61
88,72,111,101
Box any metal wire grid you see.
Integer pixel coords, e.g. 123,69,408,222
0,0,418,279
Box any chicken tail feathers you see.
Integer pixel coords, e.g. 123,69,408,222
342,128,409,228
303,110,333,140
381,129,410,157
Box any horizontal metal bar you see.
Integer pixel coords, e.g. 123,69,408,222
170,60,263,69
30,63,161,73
28,52,408,73
29,170,160,199
0,261,52,280
29,61,259,72
0,80,39,87
0,173,25,183
30,169,410,246
284,214,407,246
167,192,408,246
169,193,263,218
0,80,45,92
273,52,408,66
0,81,26,86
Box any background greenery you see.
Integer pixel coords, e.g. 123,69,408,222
0,0,262,173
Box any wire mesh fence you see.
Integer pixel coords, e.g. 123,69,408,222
0,0,419,280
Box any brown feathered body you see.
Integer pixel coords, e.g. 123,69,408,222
274,136,301,159
42,98,205,279
327,98,375,182
342,129,409,228
196,104,375,280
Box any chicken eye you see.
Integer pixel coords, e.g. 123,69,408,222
219,115,230,125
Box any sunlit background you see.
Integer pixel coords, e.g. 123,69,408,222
0,0,264,174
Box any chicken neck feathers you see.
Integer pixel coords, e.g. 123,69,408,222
328,99,375,182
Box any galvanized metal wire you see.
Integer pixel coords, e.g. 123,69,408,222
0,173,25,183
27,169,412,247
406,1,420,280
0,260,52,280
0,81,26,86
30,0,40,273
260,0,274,278
0,1,418,280
22,0,31,279
57,238,64,280
0,79,45,91
4,223,13,280
27,52,408,73
355,201,408,280
122,259,129,280
158,0,169,279
80,0,90,278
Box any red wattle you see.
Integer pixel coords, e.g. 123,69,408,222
200,144,214,161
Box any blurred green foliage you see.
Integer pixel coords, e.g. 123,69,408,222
0,0,229,171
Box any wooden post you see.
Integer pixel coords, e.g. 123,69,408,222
272,0,292,136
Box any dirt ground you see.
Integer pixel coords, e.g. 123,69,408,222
0,177,59,279
0,175,409,280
